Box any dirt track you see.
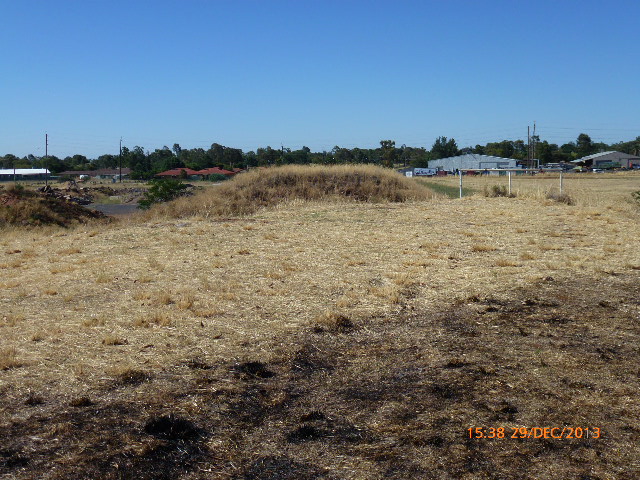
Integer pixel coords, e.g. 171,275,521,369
89,203,140,216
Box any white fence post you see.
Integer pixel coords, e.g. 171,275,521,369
459,171,463,199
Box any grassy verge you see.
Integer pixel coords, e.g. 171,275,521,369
416,179,475,198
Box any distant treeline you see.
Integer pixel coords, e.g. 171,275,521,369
2,133,639,179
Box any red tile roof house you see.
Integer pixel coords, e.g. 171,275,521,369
196,167,236,176
155,168,201,178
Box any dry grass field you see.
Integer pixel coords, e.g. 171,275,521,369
1,167,639,479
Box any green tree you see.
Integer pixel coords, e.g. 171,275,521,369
223,147,243,168
256,146,280,166
380,140,397,168
1,154,19,168
576,133,595,158
207,143,225,165
430,136,458,160
138,178,189,209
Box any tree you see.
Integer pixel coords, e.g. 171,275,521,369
207,143,225,165
172,143,182,158
379,140,397,168
244,151,258,168
576,133,595,158
95,154,118,169
256,146,279,166
126,146,149,179
148,146,180,172
332,146,354,164
1,154,19,169
181,148,208,170
430,136,458,160
222,147,243,168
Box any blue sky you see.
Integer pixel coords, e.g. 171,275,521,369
2,0,639,158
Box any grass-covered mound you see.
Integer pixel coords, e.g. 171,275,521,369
0,184,106,228
152,164,433,218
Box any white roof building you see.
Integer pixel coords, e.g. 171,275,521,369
0,168,51,180
428,154,520,172
0,169,50,176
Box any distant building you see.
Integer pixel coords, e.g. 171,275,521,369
58,168,131,179
572,151,640,169
0,168,50,181
196,167,235,176
155,168,201,178
428,154,520,173
155,167,241,178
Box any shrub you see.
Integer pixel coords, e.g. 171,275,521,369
138,178,190,210
632,191,640,205
484,185,515,198
546,191,575,205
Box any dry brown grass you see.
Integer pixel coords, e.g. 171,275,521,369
424,170,640,210
102,335,128,346
0,184,107,227
0,172,639,479
0,347,21,370
146,164,433,218
471,243,497,252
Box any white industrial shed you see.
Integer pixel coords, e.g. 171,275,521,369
0,168,50,180
428,154,520,173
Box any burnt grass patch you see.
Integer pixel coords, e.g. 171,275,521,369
0,274,639,479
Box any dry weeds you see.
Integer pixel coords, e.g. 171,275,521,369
0,172,639,479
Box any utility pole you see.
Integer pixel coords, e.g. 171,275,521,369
532,121,537,169
45,133,49,186
119,137,123,183
527,126,530,171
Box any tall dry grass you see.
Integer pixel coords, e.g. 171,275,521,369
146,164,433,219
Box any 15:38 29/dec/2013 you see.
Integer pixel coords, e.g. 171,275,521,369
468,426,601,439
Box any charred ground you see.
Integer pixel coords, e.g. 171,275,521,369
1,273,638,480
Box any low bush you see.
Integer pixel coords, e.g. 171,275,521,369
138,178,191,210
484,185,515,198
546,191,575,205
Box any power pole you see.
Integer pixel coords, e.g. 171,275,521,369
119,137,123,183
527,126,530,171
45,133,49,186
532,121,537,169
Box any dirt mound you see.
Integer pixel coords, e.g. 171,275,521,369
150,164,433,218
0,185,107,227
